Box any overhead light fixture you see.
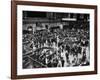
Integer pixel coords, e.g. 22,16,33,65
62,18,76,21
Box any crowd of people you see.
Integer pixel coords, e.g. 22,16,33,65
23,22,90,69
